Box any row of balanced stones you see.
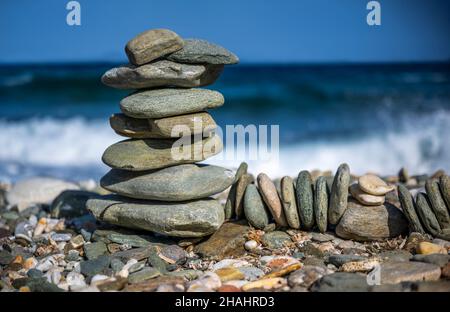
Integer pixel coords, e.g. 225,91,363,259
87,29,239,237
232,162,450,241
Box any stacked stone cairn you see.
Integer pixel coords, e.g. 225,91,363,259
87,29,239,238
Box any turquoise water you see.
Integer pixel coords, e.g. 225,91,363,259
0,63,449,181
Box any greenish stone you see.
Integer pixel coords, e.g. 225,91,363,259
107,233,151,247
167,39,239,65
314,176,329,233
235,174,255,218
328,163,351,225
83,241,108,260
243,184,270,229
397,184,425,234
101,164,233,201
439,175,450,210
415,193,441,236
260,231,291,249
26,277,63,292
128,267,161,284
50,190,98,219
166,269,203,280
102,61,223,89
296,171,314,230
87,195,224,237
0,250,14,265
148,246,168,274
120,88,224,119
280,176,300,229
234,162,248,183
425,179,450,229
80,255,111,277
102,135,222,171
224,183,237,220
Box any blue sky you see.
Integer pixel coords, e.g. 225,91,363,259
1,0,449,63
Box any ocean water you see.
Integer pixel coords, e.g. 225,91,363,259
0,63,449,182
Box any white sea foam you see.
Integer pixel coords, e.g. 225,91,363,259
0,111,449,182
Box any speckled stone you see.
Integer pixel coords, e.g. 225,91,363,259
244,184,270,230
439,175,450,210
314,176,329,233
415,193,441,236
100,164,234,201
397,184,425,234
296,171,314,230
167,39,239,65
109,112,217,139
425,179,450,229
280,176,300,229
102,135,222,171
328,164,351,225
335,200,408,241
102,61,223,89
120,88,224,119
125,29,183,66
87,195,224,238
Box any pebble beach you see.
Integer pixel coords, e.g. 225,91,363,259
0,28,449,293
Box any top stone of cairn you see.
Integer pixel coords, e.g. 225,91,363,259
125,29,184,66
167,39,239,65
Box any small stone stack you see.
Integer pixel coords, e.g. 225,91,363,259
87,29,239,238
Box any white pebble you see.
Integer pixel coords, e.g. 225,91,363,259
244,240,258,251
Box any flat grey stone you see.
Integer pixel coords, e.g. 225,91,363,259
120,88,224,119
310,272,369,292
102,61,223,89
87,195,224,238
102,135,222,171
125,29,183,66
327,254,367,267
328,164,350,225
109,112,217,139
244,184,270,230
397,184,425,234
128,267,161,284
296,171,314,230
167,39,239,65
100,164,234,201
412,254,450,268
379,261,441,285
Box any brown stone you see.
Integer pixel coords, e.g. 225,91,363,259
124,276,185,292
380,261,441,285
257,173,288,227
194,222,250,260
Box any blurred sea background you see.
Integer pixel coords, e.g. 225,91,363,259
1,62,449,182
